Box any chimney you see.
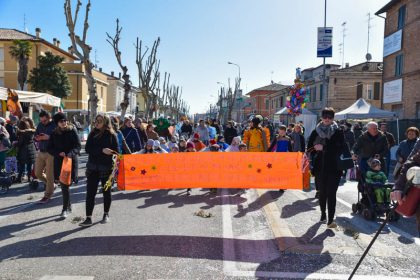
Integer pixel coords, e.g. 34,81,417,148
57,40,61,48
345,63,350,68
35,27,41,38
53,38,57,46
99,67,102,72
111,71,114,77
119,72,122,79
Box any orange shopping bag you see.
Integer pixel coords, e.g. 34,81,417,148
59,156,72,186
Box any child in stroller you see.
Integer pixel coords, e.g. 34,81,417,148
365,159,391,211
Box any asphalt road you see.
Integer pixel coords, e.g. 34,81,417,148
0,151,419,280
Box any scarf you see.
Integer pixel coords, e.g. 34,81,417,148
316,121,338,140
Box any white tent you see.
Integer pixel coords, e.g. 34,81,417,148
335,98,396,120
0,87,61,107
274,107,317,139
335,98,400,143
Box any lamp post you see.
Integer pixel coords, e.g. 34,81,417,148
227,62,241,85
228,61,242,122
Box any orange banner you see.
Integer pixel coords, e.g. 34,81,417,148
117,152,310,190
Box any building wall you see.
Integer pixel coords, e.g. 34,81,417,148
249,90,274,117
382,0,420,119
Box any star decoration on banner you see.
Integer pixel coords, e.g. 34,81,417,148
257,169,262,173
141,169,147,175
267,163,272,169
151,165,157,171
130,167,136,172
248,164,253,169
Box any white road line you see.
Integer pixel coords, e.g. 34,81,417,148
336,197,420,246
221,188,238,274
39,276,94,280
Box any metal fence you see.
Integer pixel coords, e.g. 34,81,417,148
386,119,420,143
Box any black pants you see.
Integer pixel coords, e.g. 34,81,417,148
61,184,71,211
317,172,342,221
85,170,111,217
17,162,33,180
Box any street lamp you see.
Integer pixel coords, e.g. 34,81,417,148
227,61,241,82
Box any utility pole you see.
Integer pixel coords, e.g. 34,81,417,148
341,22,347,68
322,0,327,107
367,12,372,55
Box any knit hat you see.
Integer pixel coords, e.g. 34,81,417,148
146,139,155,147
370,159,381,168
193,133,200,139
186,142,195,149
406,166,420,185
159,137,166,142
53,112,66,124
153,140,161,149
209,139,217,145
9,115,18,123
217,135,225,142
210,144,220,151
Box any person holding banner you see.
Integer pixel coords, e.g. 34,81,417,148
307,108,345,228
47,112,81,219
80,114,118,227
243,116,270,152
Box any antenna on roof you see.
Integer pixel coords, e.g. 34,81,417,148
23,14,28,33
366,12,372,61
94,49,99,69
340,22,347,68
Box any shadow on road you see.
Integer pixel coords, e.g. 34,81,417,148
233,190,283,218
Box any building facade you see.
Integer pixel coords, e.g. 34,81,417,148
376,0,420,119
246,83,289,118
328,62,383,112
267,86,290,121
106,72,137,115
301,64,341,115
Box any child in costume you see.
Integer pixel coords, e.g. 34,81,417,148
243,116,270,152
366,159,391,210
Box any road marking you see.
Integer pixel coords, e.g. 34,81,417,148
336,197,420,246
222,189,418,279
39,276,94,280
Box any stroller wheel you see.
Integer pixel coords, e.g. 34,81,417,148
352,203,359,214
362,208,375,221
386,209,400,222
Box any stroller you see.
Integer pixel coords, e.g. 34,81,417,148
351,163,400,222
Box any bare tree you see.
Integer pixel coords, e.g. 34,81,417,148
226,77,240,121
136,37,160,118
64,0,97,122
106,18,131,119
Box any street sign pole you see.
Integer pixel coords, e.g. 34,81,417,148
323,0,327,108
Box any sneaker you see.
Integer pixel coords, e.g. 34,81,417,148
327,221,337,228
186,188,191,196
102,214,109,224
38,197,50,204
320,212,327,223
279,189,285,193
79,217,93,227
60,210,68,219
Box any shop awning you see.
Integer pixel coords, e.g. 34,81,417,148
0,87,61,107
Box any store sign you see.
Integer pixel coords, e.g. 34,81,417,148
383,78,402,104
383,29,402,57
317,27,333,57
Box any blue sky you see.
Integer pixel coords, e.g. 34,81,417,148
0,0,389,113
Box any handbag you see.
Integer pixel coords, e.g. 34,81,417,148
337,143,354,171
59,156,72,186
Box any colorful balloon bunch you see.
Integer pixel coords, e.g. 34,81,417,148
286,80,309,116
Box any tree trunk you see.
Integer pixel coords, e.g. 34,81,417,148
120,74,131,120
85,63,97,123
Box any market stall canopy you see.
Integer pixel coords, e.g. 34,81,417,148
274,107,316,116
335,98,396,120
0,87,61,107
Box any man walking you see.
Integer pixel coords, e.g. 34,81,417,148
35,110,56,203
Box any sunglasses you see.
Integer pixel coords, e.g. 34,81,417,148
322,115,334,120
58,119,67,123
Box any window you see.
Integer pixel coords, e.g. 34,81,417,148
320,84,323,101
0,47,4,61
374,82,380,100
356,82,363,99
398,5,406,29
395,54,404,77
0,78,3,87
312,86,317,102
367,85,373,99
265,99,269,110
392,104,404,119
280,96,284,107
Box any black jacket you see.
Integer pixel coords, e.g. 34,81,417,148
307,128,346,175
180,124,193,138
6,123,17,143
224,127,238,145
343,129,356,150
47,125,81,183
352,131,389,159
85,129,118,171
16,129,36,164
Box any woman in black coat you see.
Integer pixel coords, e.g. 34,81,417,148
16,118,37,182
223,121,238,145
47,113,81,219
79,114,118,227
307,108,345,228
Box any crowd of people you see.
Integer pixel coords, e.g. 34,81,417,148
0,107,419,236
